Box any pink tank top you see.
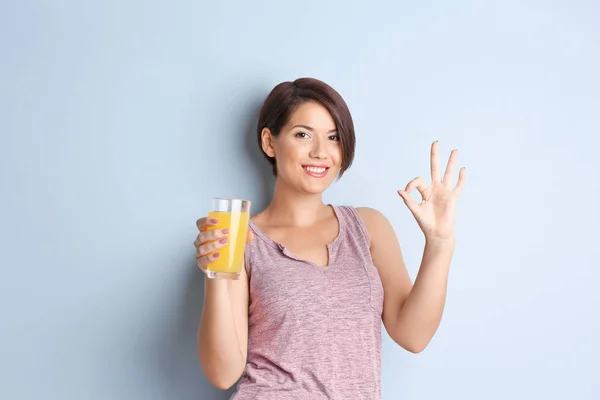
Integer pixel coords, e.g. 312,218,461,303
231,205,384,400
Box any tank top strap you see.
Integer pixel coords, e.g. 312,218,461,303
333,205,374,265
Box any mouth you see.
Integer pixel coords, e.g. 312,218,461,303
302,165,330,178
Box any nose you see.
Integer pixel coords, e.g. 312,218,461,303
309,136,328,160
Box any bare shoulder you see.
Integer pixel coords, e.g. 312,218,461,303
355,207,394,242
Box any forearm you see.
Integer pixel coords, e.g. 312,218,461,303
198,279,245,389
394,238,455,353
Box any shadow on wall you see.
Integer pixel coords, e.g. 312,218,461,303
158,90,273,400
242,91,276,215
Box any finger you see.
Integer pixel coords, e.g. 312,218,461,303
195,228,230,247
443,149,458,188
430,140,442,183
397,189,419,212
454,167,466,196
405,177,429,201
199,237,229,256
196,216,219,232
197,252,221,270
246,230,255,244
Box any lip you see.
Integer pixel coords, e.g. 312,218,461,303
302,164,330,168
302,165,330,178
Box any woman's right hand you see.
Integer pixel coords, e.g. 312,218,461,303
193,217,254,274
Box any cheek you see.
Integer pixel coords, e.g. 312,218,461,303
276,142,303,166
332,145,343,166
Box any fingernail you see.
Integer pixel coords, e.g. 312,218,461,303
210,218,218,224
213,252,220,258
219,238,228,244
221,228,229,234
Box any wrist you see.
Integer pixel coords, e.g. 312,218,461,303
425,235,455,247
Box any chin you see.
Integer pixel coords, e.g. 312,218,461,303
278,169,335,194
299,178,334,194
301,185,329,195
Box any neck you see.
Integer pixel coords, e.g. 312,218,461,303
263,179,329,227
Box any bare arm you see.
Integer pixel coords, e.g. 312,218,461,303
358,207,453,353
383,141,463,352
393,236,454,353
197,266,249,390
194,217,251,390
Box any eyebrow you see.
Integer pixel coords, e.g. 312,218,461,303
292,124,337,133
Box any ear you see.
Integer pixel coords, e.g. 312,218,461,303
261,127,276,158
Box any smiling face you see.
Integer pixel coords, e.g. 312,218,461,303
261,101,342,194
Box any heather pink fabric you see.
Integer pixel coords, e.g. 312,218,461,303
230,205,384,400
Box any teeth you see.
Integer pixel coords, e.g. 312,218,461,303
305,167,326,173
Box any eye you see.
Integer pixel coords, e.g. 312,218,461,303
295,132,310,139
329,135,340,141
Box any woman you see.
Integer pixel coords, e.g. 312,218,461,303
194,78,466,399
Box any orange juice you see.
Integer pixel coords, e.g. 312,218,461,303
205,210,250,277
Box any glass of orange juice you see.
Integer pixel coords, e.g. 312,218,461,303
204,197,251,280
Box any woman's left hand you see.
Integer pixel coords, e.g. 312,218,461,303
397,141,466,241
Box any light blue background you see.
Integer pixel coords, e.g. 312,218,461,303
1,1,599,399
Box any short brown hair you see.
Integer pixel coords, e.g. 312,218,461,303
256,77,356,177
